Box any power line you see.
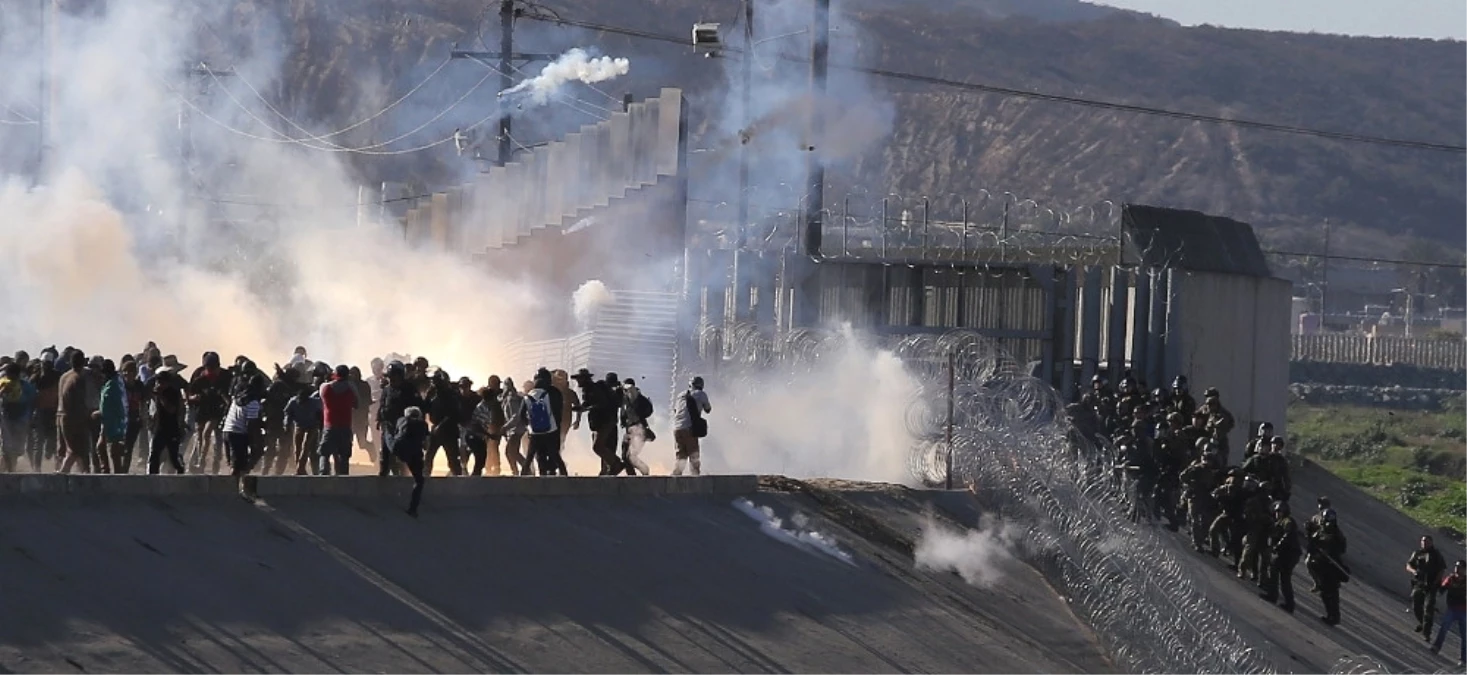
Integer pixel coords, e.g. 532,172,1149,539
525,15,1466,154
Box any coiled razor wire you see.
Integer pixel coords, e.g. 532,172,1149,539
701,324,1274,674
1337,660,1449,675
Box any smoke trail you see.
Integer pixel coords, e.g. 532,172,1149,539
498,48,630,106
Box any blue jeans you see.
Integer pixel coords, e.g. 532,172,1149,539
1435,607,1466,661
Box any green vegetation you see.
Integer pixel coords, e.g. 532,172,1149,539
1288,397,1466,537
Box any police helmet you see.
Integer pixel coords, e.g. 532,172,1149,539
1092,373,1105,384
1258,421,1274,434
1167,412,1183,423
1317,496,1332,509
1204,387,1220,399
1272,501,1290,515
1171,375,1188,390
386,360,406,378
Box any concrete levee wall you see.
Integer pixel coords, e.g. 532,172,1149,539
1170,270,1291,453
0,474,761,498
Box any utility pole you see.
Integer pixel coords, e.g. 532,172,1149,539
1321,217,1331,319
732,0,754,320
450,0,557,166
802,0,829,258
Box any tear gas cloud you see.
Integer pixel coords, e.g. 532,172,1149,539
914,515,1017,588
499,48,630,106
0,0,560,380
571,279,615,329
698,324,920,485
733,497,856,566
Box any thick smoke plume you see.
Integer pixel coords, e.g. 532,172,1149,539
498,48,630,106
913,515,1016,588
0,0,571,382
571,279,615,329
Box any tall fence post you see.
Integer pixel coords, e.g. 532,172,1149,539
946,348,955,491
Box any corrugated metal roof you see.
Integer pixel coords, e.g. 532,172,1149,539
1121,204,1274,278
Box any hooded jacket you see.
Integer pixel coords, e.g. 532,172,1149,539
99,376,128,442
320,377,358,430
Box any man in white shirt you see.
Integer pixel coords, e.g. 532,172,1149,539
223,374,267,499
671,376,711,476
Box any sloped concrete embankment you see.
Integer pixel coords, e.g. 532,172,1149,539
0,474,1113,674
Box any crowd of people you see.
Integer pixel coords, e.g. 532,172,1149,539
1071,373,1327,617
0,344,714,516
1068,372,1465,665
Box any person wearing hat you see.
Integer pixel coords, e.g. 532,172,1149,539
1178,454,1219,552
1306,506,1349,626
318,364,359,475
1245,422,1274,461
146,366,187,474
572,370,625,476
454,376,482,472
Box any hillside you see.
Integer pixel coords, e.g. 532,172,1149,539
8,0,1465,259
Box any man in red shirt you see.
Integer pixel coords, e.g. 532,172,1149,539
318,365,359,475
1432,559,1466,667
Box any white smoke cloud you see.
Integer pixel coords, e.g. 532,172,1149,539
0,0,551,384
913,515,1016,588
700,324,919,484
499,48,630,106
733,497,855,566
571,279,615,329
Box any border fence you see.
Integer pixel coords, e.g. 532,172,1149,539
1292,334,1466,371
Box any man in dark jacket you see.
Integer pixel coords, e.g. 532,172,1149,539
574,370,625,476
1260,501,1302,614
424,369,464,476
377,361,424,477
1409,535,1449,637
394,407,430,517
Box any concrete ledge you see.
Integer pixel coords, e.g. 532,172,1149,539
0,474,761,498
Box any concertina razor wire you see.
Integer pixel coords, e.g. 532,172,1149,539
695,323,1281,674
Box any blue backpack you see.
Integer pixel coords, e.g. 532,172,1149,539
526,388,557,435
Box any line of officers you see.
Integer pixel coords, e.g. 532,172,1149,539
1071,374,1347,625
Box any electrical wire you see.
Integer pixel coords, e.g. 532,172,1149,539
524,15,1467,154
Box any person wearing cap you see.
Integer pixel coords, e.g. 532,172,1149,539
672,376,712,476
1305,496,1335,591
454,377,482,472
619,378,654,476
317,364,359,475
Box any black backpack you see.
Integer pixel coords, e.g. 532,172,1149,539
685,390,707,438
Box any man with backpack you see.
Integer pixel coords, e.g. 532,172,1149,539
525,368,568,476
672,376,712,476
619,377,654,475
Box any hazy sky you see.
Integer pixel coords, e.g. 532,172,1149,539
1092,0,1467,40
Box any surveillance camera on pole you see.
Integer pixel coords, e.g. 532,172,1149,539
692,22,721,58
